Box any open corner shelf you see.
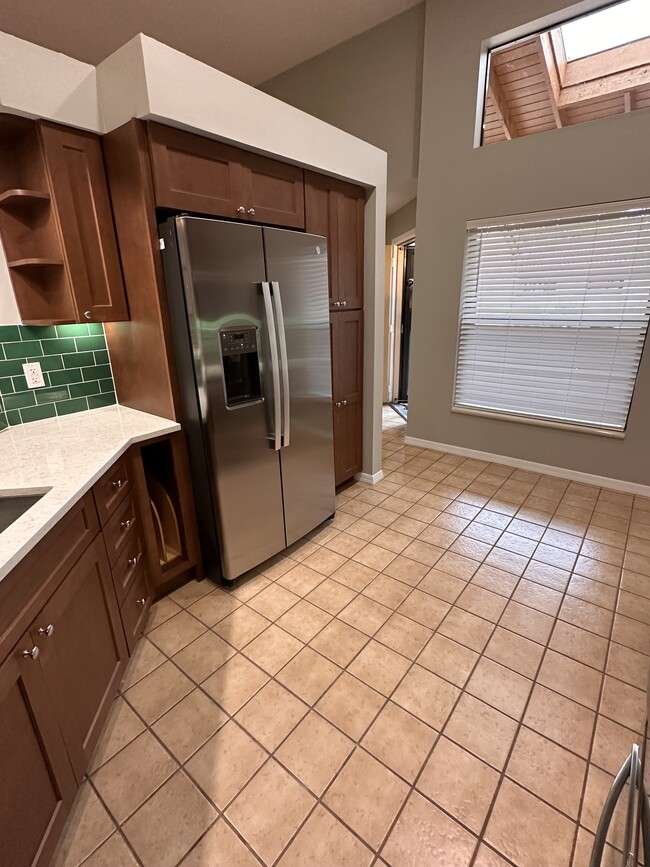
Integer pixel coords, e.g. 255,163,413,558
8,257,64,269
0,188,50,208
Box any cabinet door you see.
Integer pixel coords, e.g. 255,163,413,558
305,171,365,310
0,634,77,867
147,122,247,218
335,186,364,310
331,310,363,485
39,122,129,323
241,153,304,228
34,537,127,783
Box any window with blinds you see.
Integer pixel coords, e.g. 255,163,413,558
453,203,650,433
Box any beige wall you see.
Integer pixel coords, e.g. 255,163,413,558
261,5,425,216
386,197,417,242
410,0,650,485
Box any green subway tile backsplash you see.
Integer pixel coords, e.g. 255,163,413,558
0,323,116,429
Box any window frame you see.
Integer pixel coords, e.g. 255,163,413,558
451,198,650,438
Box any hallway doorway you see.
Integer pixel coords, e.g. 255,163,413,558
387,237,415,420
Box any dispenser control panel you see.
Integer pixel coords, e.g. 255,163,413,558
220,327,257,356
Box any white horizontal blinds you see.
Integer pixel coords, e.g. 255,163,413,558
454,207,650,431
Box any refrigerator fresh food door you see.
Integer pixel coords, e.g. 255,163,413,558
263,227,336,545
172,217,287,579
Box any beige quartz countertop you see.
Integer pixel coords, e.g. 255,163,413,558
0,405,180,582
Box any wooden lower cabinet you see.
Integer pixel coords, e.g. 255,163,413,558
0,440,171,865
333,400,363,485
0,633,77,867
34,536,127,783
331,309,364,485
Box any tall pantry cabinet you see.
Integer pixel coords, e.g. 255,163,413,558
304,171,365,485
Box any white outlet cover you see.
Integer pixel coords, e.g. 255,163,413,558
22,362,45,389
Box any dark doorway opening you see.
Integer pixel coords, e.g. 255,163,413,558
391,243,414,420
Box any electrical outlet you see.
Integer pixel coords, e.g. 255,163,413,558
22,362,45,389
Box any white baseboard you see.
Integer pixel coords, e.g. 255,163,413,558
354,470,385,485
404,435,650,498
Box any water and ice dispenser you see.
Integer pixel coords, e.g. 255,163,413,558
219,326,262,408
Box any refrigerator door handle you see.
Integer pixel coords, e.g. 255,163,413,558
589,750,633,867
261,281,282,451
622,743,640,867
271,280,291,448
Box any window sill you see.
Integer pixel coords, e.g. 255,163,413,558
451,405,626,439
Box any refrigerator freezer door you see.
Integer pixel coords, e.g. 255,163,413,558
174,217,287,579
263,227,336,545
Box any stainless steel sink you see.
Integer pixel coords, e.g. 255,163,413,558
0,493,46,534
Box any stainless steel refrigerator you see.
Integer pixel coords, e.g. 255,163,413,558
159,216,335,582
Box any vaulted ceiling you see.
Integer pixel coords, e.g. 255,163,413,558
0,0,422,86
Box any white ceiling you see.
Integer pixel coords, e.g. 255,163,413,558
0,0,422,85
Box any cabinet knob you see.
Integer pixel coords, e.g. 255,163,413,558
128,553,141,568
247,208,256,216
333,301,341,308
37,624,55,638
341,301,347,308
334,401,341,408
112,479,123,490
84,310,93,320
22,646,39,660
120,518,132,530
342,399,348,406
136,597,146,607
236,206,246,214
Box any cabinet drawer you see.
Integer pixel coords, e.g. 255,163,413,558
111,532,145,607
103,494,138,568
120,567,151,653
93,456,131,525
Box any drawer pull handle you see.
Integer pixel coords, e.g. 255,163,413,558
333,301,341,308
22,646,39,660
342,399,347,406
120,518,132,530
37,624,54,638
136,597,146,607
247,208,256,216
236,206,246,214
128,553,141,568
112,479,124,490
341,301,347,307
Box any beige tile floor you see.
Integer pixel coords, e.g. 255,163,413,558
50,405,650,867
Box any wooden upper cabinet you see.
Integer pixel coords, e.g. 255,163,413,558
0,115,128,325
305,171,365,310
39,122,128,323
32,536,127,783
243,152,304,228
147,121,305,228
0,634,77,867
147,122,246,217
